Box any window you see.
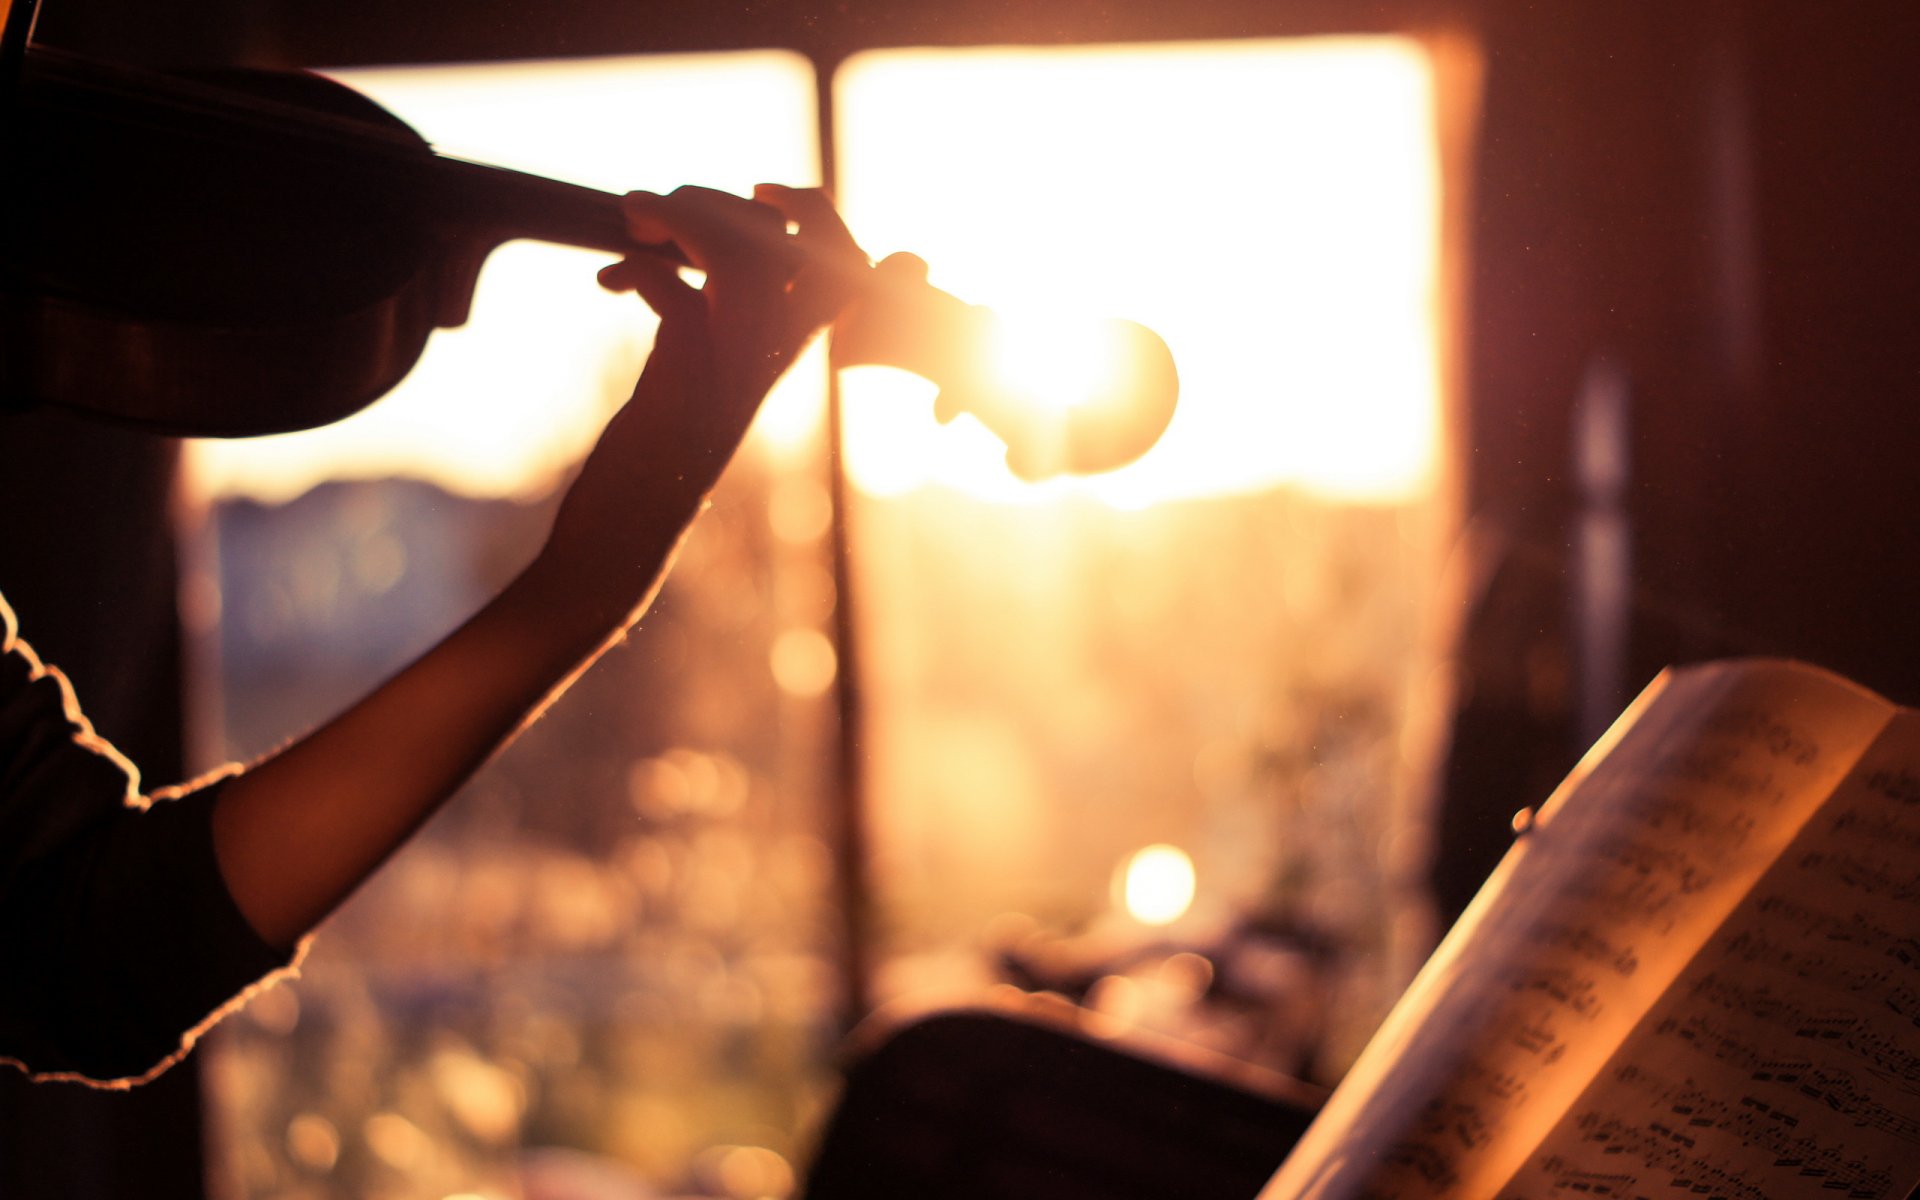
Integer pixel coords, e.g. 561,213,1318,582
192,39,1451,1199
833,36,1447,1077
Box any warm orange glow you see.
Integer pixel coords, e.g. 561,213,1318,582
187,53,822,503
363,1112,431,1171
835,39,1441,506
1119,844,1197,926
987,313,1118,414
285,1113,341,1172
769,627,838,697
700,1144,796,1199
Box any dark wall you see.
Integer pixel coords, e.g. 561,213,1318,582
1433,0,1920,918
1731,1,1920,681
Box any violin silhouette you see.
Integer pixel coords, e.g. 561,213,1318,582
0,41,1177,479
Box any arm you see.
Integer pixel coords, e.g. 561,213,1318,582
210,184,865,949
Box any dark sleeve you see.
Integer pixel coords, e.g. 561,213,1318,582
0,595,297,1085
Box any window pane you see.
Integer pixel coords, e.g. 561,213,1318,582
833,39,1448,1081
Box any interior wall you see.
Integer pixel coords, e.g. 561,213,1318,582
1727,0,1920,686
1432,1,1752,917
1432,0,1920,920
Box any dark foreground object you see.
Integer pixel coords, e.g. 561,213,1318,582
803,1008,1319,1200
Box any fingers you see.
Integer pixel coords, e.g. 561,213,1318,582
618,185,867,292
621,187,791,286
752,184,864,261
597,252,702,323
753,184,870,326
604,184,871,392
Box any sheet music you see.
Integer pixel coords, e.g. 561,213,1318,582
1500,710,1920,1199
1261,662,1892,1199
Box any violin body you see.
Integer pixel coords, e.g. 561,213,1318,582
2,48,628,436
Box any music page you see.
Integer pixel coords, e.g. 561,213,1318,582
1499,708,1920,1199
1261,661,1892,1199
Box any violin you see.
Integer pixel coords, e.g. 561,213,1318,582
0,38,1177,478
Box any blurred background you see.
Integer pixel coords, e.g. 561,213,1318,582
3,1,1916,1197
184,38,1448,1198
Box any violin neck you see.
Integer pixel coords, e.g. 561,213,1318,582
430,156,638,259
23,43,650,265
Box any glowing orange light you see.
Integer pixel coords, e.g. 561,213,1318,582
835,38,1441,507
987,313,1117,414
770,627,838,697
1119,844,1197,926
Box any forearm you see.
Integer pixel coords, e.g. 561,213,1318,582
209,505,696,950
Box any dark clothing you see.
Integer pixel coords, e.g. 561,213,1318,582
0,591,291,1085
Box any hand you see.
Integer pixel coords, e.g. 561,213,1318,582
538,185,867,616
602,183,867,420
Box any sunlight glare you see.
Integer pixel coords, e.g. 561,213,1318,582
1120,844,1197,926
988,312,1118,413
835,39,1440,506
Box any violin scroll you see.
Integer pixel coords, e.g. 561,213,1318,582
835,252,1178,479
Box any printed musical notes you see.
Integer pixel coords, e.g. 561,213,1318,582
1501,703,1920,1200
1260,661,1912,1200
